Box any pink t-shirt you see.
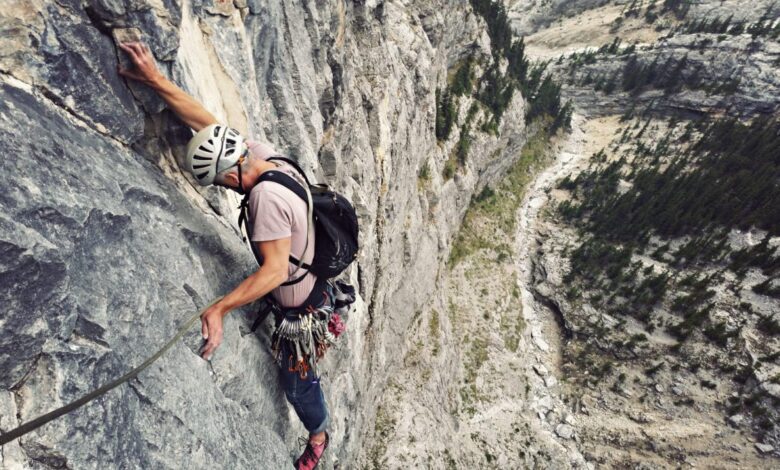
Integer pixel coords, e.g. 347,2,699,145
246,140,317,307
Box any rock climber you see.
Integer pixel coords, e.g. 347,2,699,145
118,41,332,469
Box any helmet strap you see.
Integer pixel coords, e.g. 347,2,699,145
236,158,246,195
214,148,249,194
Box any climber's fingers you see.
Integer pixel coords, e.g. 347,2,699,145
199,307,225,360
200,331,223,361
126,42,150,66
118,42,162,84
118,42,140,62
129,42,148,59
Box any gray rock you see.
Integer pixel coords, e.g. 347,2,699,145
506,0,612,35
628,411,653,424
532,329,551,352
0,79,291,469
545,375,559,388
580,394,596,409
556,32,780,118
534,364,550,376
728,414,746,427
556,423,575,439
755,443,774,454
537,395,554,412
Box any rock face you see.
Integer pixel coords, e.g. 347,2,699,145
556,33,780,117
0,1,529,468
506,0,612,34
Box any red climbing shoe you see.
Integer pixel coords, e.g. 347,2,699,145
295,432,329,470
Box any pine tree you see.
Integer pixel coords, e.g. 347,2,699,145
507,38,529,83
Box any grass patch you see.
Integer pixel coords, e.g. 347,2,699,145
367,403,397,469
429,309,441,356
442,151,459,180
404,339,424,368
448,129,551,267
460,336,489,416
418,161,431,189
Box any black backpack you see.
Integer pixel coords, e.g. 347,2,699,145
238,156,359,285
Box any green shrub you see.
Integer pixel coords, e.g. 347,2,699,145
435,88,457,141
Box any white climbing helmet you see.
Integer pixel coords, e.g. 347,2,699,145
185,124,246,186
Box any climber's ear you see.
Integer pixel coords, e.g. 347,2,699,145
221,172,239,188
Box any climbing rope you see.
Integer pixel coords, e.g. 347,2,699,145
0,296,223,446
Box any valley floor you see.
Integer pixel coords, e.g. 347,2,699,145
530,115,775,468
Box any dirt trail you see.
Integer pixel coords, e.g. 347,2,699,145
514,112,622,364
508,108,643,464
515,111,586,361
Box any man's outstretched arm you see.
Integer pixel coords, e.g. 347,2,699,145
198,237,291,360
118,42,218,131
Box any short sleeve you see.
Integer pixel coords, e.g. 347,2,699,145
248,185,293,242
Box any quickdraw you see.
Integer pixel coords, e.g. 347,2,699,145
266,280,356,379
272,290,337,379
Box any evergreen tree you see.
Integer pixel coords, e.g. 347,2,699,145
451,56,475,96
435,88,457,141
507,38,529,83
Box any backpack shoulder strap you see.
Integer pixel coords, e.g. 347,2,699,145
258,170,308,204
238,194,265,266
267,156,313,187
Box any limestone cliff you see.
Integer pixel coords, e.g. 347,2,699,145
0,1,529,468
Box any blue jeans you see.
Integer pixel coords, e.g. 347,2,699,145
276,284,332,435
279,341,329,435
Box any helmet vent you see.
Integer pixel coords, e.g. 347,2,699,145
192,164,210,169
193,155,211,161
212,127,220,137
196,171,209,179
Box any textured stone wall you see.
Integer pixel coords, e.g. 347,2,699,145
0,1,528,467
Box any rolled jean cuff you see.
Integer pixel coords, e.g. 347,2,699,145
309,409,329,435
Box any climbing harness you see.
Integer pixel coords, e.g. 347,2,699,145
257,280,355,379
0,297,223,446
274,292,336,379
